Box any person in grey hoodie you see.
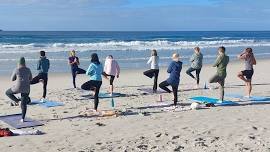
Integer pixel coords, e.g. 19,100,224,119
186,47,203,88
31,51,50,101
5,57,32,122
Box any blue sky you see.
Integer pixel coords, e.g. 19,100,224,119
0,0,269,31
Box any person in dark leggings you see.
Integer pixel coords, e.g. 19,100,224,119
69,50,86,88
5,57,32,122
81,53,103,111
209,46,229,102
186,47,203,88
143,49,159,93
31,51,50,102
237,48,257,98
103,55,120,96
159,53,182,107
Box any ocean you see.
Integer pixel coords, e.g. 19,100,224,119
0,31,270,75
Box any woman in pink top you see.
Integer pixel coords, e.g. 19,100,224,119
103,55,120,95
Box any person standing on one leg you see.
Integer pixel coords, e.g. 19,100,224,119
68,50,86,88
81,53,103,111
186,47,203,88
143,49,159,93
159,53,182,107
237,48,256,98
5,57,32,122
209,46,229,103
103,55,120,96
31,51,50,102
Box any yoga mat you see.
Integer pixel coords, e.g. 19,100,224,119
190,96,239,106
31,100,64,108
225,94,268,101
81,92,125,99
137,88,166,94
0,114,43,129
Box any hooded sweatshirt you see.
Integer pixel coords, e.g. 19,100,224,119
86,63,103,81
104,58,120,76
11,66,32,93
166,61,182,86
37,56,50,74
213,53,229,78
190,52,203,69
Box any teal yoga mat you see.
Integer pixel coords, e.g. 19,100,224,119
225,94,269,101
0,114,43,129
190,96,239,106
31,100,64,108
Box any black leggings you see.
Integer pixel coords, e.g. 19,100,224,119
81,80,102,110
31,73,48,98
102,72,115,85
6,89,29,119
143,69,159,92
159,81,178,106
186,67,201,85
71,67,86,88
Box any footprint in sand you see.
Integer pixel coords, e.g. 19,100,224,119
174,145,184,151
172,135,180,140
96,122,106,127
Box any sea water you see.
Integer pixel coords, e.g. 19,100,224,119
0,31,270,75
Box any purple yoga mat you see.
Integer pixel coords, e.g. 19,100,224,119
0,114,43,129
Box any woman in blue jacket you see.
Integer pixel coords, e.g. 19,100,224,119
159,53,182,106
81,53,103,111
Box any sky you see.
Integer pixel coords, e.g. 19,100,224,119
0,0,270,31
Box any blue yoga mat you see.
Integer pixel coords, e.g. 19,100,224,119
31,100,64,108
0,114,43,129
190,96,239,106
82,92,125,98
225,94,269,101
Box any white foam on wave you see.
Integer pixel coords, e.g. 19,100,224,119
0,39,270,53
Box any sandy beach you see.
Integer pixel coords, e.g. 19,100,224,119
0,59,270,152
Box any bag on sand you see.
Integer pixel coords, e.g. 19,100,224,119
0,128,13,137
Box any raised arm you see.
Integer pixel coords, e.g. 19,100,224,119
189,54,195,62
213,55,222,67
167,62,173,73
11,69,17,81
116,61,120,77
147,57,152,64
37,59,41,70
29,70,33,81
86,64,93,76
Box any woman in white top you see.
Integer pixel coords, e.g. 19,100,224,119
237,48,257,98
143,49,159,93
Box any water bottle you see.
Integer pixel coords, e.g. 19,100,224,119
111,98,115,108
204,82,207,89
159,94,163,102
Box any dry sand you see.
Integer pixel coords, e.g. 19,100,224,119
0,59,270,152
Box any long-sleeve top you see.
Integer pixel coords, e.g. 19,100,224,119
37,57,50,74
86,63,103,81
190,53,203,69
147,56,159,69
166,61,182,86
11,66,32,94
213,54,229,78
104,58,120,76
69,56,80,69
